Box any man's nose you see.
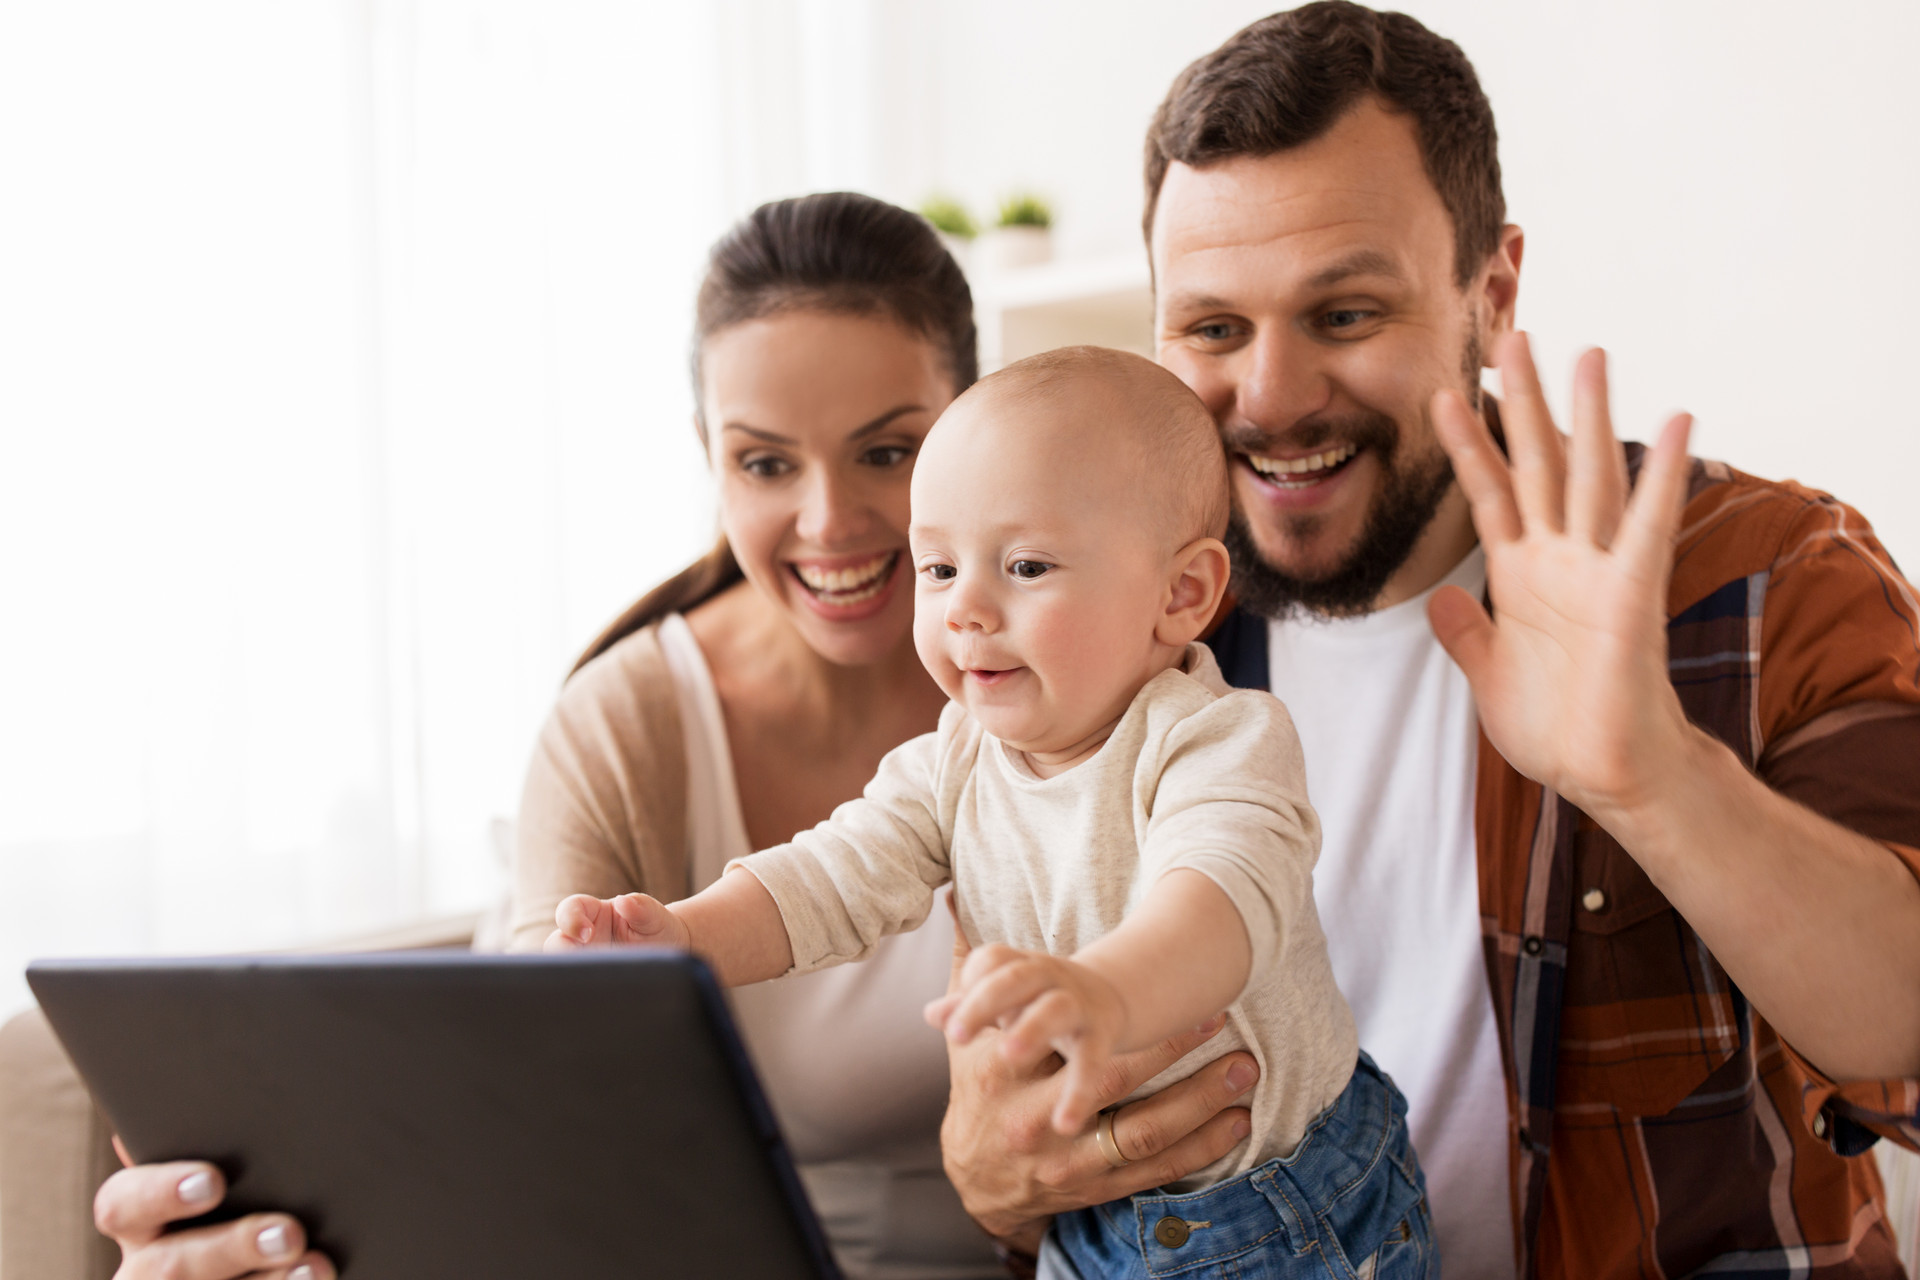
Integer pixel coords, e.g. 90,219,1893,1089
1235,326,1331,433
795,470,868,547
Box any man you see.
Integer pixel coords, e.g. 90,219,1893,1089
944,3,1920,1276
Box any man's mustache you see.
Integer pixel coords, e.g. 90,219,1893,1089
1220,410,1401,459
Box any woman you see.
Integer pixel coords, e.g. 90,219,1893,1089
93,193,1257,1280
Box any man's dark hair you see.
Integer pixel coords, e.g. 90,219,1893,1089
1144,1,1503,286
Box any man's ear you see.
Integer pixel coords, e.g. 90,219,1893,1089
1156,537,1232,647
1480,224,1524,338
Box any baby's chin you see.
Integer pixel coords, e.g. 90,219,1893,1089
965,701,1108,762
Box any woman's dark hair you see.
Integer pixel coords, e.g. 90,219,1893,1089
570,192,976,676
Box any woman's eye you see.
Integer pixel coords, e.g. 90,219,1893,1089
922,563,956,582
741,454,792,479
1010,560,1051,580
861,444,913,468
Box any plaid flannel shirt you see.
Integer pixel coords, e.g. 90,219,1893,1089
1207,447,1920,1277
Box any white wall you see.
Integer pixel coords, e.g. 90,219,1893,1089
866,0,1920,570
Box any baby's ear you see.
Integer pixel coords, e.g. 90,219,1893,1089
1156,537,1231,647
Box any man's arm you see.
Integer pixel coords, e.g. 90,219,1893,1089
1429,334,1920,1083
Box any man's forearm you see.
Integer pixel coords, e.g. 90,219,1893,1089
674,867,796,987
1594,723,1920,1080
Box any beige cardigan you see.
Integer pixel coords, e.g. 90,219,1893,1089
508,624,691,951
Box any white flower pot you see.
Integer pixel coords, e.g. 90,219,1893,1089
977,225,1052,272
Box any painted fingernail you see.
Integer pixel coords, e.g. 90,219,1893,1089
1232,1116,1252,1140
1226,1060,1258,1092
257,1224,292,1259
177,1171,215,1205
289,1267,316,1280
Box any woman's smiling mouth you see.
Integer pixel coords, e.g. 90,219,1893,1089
787,551,901,616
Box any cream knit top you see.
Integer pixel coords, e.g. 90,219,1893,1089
739,644,1359,1189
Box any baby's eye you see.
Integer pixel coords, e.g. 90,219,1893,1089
921,563,957,582
1010,560,1052,580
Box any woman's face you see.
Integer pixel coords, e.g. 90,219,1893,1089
701,309,957,667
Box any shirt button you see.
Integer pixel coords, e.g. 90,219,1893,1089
1582,888,1607,913
1154,1217,1190,1249
1523,935,1544,956
1813,1111,1829,1140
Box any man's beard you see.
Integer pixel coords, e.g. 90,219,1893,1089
1224,432,1454,620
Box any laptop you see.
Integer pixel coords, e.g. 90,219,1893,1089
27,949,842,1279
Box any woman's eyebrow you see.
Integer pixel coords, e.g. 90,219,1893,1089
722,403,926,446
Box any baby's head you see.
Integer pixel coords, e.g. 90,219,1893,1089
910,346,1231,770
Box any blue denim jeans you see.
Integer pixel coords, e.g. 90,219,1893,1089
1038,1053,1434,1280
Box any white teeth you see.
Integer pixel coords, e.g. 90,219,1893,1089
1246,443,1359,478
793,552,896,597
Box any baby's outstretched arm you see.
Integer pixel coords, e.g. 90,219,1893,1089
545,867,795,987
926,868,1252,1135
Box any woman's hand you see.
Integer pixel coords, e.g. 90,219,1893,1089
935,909,1255,1252
95,1157,333,1280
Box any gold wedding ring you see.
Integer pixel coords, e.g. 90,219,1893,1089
1095,1109,1130,1169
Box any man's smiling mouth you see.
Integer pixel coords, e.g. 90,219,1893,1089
1242,443,1361,488
788,551,898,605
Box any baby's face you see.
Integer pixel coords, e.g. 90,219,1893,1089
910,395,1180,764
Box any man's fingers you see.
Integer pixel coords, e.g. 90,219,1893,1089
1085,1015,1226,1107
924,992,962,1029
1565,346,1628,547
1614,412,1694,578
1427,585,1497,686
1492,331,1567,533
1107,1049,1258,1164
94,1161,225,1245
1431,388,1523,545
1097,1105,1254,1203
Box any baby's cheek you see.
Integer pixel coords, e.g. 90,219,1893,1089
911,598,961,695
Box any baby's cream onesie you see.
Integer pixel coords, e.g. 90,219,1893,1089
737,643,1359,1189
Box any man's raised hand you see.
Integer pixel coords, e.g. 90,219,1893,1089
545,892,690,952
1427,331,1697,822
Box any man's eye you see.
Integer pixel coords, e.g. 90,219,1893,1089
1195,322,1237,342
861,444,913,467
1321,309,1372,331
1010,560,1051,580
922,563,956,582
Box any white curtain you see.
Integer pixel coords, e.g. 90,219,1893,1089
0,0,899,1017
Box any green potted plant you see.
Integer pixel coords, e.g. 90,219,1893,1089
919,193,979,270
979,191,1053,271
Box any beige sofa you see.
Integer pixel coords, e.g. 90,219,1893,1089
0,911,489,1280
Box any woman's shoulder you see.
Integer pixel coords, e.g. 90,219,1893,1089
534,619,688,809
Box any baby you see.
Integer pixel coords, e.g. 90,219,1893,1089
552,348,1430,1277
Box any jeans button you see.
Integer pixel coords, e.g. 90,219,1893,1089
1154,1216,1191,1248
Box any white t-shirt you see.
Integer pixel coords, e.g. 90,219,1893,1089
1266,548,1516,1280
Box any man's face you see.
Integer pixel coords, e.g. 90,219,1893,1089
1151,99,1514,616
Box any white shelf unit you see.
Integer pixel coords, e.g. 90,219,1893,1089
969,254,1154,372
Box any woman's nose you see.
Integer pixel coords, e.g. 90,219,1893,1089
794,471,869,548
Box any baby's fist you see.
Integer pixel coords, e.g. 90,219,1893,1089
545,893,690,952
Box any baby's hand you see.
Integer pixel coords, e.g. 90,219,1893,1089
923,944,1129,1135
545,893,690,952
